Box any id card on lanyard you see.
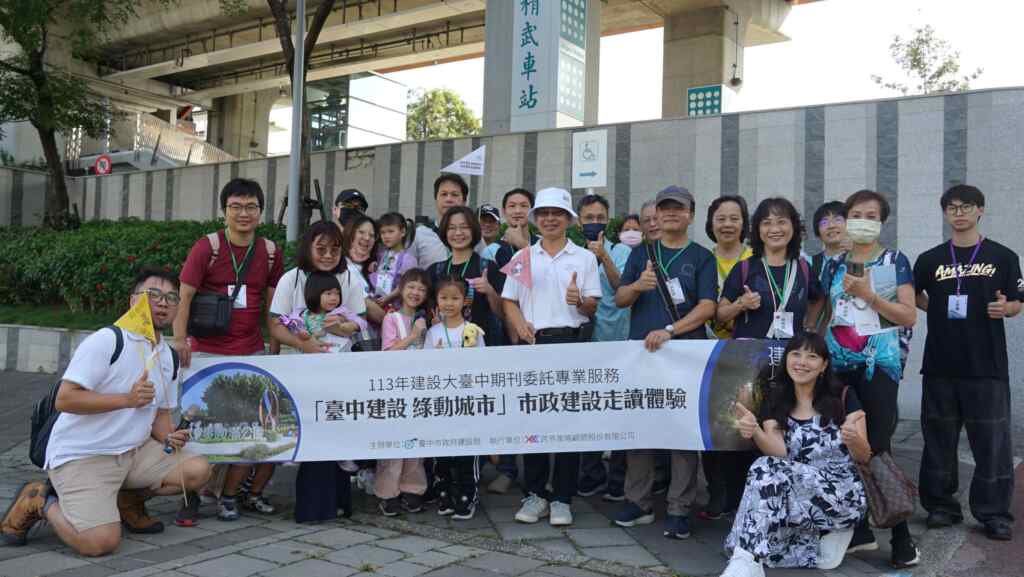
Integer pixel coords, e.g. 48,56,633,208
948,238,982,320
764,260,797,339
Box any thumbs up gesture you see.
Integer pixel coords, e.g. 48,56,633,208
127,370,156,408
587,231,608,262
988,289,1008,319
733,401,758,439
566,272,582,306
840,412,866,447
635,261,658,292
738,285,762,311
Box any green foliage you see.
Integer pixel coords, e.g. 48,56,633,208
872,24,983,95
0,63,113,138
0,219,293,314
201,372,296,424
406,88,481,141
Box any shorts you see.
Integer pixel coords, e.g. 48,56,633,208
48,439,197,531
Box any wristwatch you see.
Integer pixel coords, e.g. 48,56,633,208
664,324,675,336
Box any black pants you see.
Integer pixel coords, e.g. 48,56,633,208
836,366,911,541
521,329,581,504
434,456,480,502
294,461,352,523
702,450,757,512
578,451,626,493
919,375,1014,523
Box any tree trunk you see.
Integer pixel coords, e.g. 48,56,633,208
35,124,71,227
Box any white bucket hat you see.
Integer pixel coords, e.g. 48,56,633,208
528,187,577,223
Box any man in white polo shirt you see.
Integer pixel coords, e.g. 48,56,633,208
2,268,211,557
502,187,602,527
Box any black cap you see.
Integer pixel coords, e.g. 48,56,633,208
478,204,501,223
336,188,368,210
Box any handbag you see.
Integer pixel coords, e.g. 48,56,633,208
188,232,256,338
842,387,917,528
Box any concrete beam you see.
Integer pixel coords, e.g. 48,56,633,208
184,40,485,100
105,0,484,82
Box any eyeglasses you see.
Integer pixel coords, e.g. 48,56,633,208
134,288,181,305
945,203,977,216
226,203,261,215
313,244,341,257
818,216,845,229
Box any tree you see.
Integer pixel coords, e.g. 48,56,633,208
0,0,153,228
406,88,481,141
871,24,983,96
201,372,295,424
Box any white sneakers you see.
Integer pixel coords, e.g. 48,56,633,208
720,547,764,577
817,529,854,570
514,495,549,523
549,501,573,526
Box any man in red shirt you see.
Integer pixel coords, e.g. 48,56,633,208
173,178,283,525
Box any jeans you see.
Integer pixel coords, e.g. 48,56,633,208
919,376,1014,523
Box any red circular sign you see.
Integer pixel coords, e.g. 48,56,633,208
94,154,113,175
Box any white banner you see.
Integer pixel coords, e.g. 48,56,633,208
179,340,783,463
441,145,486,176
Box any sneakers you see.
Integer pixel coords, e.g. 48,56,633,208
514,494,550,524
984,519,1013,541
452,495,477,520
697,497,730,521
379,497,402,517
487,473,514,494
890,534,920,568
339,460,360,473
926,510,963,528
816,529,854,570
614,502,655,527
602,488,626,502
549,501,573,526
174,491,201,527
118,489,164,534
846,523,878,553
217,497,240,521
436,490,455,516
243,494,276,515
401,493,424,514
1,480,48,546
663,514,690,539
721,546,765,577
576,479,606,498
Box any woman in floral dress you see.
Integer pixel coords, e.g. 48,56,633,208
721,332,871,576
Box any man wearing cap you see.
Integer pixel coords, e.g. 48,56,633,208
502,187,602,527
614,185,717,540
479,204,502,262
334,188,368,229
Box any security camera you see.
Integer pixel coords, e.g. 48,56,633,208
729,76,743,88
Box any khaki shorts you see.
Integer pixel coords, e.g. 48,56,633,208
48,439,197,532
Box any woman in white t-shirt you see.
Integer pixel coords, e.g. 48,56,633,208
269,221,369,353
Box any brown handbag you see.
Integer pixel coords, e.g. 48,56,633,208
842,386,918,528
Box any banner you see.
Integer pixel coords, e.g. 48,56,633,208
179,340,785,463
440,145,486,176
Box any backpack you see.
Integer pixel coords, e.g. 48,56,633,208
822,250,913,371
206,232,277,280
29,326,180,469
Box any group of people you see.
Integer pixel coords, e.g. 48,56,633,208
2,174,1019,577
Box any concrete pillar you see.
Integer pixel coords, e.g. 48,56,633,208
662,5,745,119
207,88,279,158
483,0,601,134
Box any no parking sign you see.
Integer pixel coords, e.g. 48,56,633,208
94,154,113,175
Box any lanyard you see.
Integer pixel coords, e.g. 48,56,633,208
948,237,983,296
227,231,255,284
763,259,796,312
445,257,471,278
656,241,689,277
443,323,458,348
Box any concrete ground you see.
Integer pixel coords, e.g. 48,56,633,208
1,370,1021,577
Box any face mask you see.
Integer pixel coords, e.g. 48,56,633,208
619,230,643,247
337,207,362,222
581,223,606,242
845,218,882,244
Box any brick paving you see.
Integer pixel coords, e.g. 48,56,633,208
1,370,1018,577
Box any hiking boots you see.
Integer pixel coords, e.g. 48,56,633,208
117,489,164,534
1,480,48,546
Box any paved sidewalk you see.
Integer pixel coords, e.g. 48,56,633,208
1,370,1019,577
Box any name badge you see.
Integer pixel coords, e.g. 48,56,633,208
666,277,686,305
948,294,968,320
227,284,247,309
853,305,882,335
769,311,795,339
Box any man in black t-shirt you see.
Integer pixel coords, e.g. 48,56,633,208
913,184,1022,542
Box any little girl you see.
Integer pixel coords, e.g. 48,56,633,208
277,272,366,353
424,275,486,521
370,212,418,310
374,269,431,516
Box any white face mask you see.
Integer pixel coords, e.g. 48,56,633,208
619,230,643,247
845,218,882,244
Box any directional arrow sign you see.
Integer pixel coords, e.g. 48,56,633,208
578,171,597,178
571,129,607,189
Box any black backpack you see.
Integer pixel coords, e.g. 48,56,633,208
29,327,179,468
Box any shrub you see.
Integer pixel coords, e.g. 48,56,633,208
0,219,294,314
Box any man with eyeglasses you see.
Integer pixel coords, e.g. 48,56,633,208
2,268,211,556
913,184,1022,542
810,201,850,283
173,178,284,525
